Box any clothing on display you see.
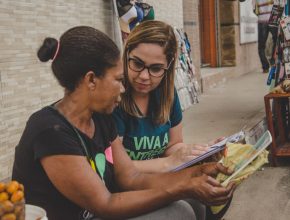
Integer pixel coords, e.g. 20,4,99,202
174,28,200,110
115,0,155,41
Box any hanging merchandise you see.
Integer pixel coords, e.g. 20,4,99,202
268,1,285,28
116,0,136,41
174,28,200,110
115,0,155,42
268,0,290,91
280,15,290,39
129,4,144,30
136,2,155,21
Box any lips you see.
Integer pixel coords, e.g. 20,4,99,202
135,82,150,89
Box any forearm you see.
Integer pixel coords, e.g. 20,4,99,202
132,157,177,173
118,165,201,191
164,142,185,156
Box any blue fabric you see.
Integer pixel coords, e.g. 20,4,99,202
129,5,144,30
113,89,182,160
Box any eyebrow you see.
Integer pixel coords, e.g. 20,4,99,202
131,55,165,66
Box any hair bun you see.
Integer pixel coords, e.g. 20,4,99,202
37,37,58,62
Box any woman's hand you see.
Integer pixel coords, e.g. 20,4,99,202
186,174,236,206
205,137,227,162
200,162,234,177
184,162,236,206
167,143,209,169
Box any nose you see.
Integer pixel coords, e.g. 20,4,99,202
138,67,150,80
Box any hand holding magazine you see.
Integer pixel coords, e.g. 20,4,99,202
210,130,272,215
171,131,245,172
217,130,272,187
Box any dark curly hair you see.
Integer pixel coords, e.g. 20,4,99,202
37,26,120,91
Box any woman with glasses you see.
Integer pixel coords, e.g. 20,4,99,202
113,20,214,172
112,20,232,220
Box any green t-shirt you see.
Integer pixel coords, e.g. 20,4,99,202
113,90,182,160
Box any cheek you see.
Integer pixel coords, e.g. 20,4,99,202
152,78,163,87
127,71,134,82
126,75,136,89
110,83,122,96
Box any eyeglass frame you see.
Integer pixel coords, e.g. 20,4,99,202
127,56,175,78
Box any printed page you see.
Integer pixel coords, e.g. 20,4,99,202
221,130,272,187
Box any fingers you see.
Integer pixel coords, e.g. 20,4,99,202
200,162,233,177
207,179,236,205
211,183,236,206
191,144,210,152
226,181,236,192
216,163,234,175
207,136,226,146
176,144,208,157
210,152,224,162
191,149,207,156
193,143,209,149
206,175,222,187
200,178,235,206
189,144,209,156
189,174,236,206
199,162,220,176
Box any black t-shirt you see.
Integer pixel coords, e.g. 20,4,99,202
12,106,118,220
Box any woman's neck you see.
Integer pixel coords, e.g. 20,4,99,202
132,92,150,116
55,92,95,138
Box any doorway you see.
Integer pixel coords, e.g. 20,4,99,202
199,0,217,67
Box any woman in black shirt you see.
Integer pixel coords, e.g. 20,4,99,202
12,26,235,220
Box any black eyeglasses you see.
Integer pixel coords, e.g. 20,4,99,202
128,57,174,78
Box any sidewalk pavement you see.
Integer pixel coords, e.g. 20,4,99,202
182,69,290,220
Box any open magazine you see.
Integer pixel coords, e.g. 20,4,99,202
171,131,245,172
210,130,272,215
219,130,272,187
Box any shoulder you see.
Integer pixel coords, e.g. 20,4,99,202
27,106,64,131
112,105,136,123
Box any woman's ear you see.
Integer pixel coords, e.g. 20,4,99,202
84,71,97,90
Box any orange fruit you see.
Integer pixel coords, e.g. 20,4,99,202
1,200,14,213
18,184,24,192
1,213,16,220
10,190,24,203
6,181,19,195
0,192,9,202
0,182,5,193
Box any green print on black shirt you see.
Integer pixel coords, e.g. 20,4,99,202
127,146,167,160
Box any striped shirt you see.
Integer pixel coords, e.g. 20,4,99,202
253,0,274,23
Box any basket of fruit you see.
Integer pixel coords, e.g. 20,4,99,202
0,180,25,220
